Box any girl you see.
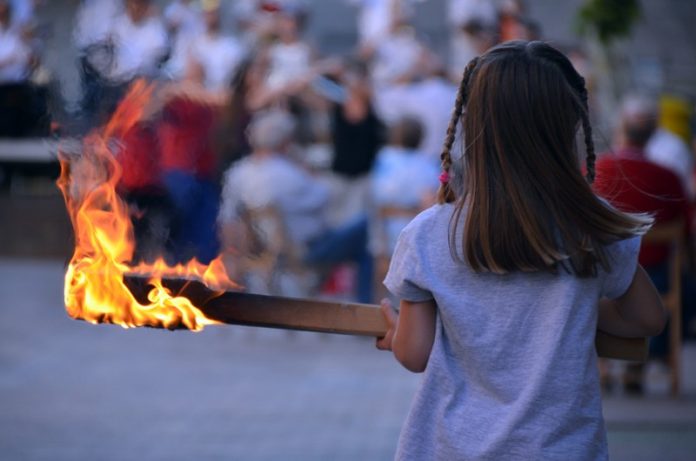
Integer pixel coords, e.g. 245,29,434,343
376,41,666,460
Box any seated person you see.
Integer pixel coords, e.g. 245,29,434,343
593,95,690,393
219,110,372,302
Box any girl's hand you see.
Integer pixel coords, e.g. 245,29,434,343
376,299,398,351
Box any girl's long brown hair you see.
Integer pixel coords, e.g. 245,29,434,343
438,41,651,277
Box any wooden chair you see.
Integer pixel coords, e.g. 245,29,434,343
373,205,421,301
643,219,685,396
237,205,309,296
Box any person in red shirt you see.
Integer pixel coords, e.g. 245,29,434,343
157,62,228,264
118,120,173,263
594,96,690,393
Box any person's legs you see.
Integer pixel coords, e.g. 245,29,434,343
188,179,220,264
162,170,199,264
163,171,221,264
125,189,173,264
304,215,373,303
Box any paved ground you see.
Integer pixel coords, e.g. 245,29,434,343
1,259,695,461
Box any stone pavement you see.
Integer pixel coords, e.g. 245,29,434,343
0,259,695,461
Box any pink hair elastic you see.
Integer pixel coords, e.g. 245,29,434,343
439,171,450,184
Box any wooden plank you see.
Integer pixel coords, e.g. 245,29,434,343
124,276,648,360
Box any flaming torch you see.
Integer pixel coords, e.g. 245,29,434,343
57,82,645,360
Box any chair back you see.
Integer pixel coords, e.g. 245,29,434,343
642,219,685,396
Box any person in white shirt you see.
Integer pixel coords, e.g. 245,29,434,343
188,0,245,91
347,0,416,52
369,22,425,86
162,0,203,81
73,0,122,53
108,0,168,83
447,0,498,80
164,0,202,37
263,8,313,92
0,0,31,84
374,59,457,158
73,0,123,122
348,0,395,49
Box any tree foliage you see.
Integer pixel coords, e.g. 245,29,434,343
575,0,642,46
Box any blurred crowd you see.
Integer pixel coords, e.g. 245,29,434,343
34,0,558,303
2,0,696,363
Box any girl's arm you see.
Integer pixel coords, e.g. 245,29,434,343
598,265,667,338
377,299,437,373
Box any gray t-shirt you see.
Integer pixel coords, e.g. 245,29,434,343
384,204,640,461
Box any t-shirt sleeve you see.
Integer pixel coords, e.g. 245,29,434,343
383,223,434,302
602,235,641,299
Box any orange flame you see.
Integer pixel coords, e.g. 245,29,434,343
57,80,237,331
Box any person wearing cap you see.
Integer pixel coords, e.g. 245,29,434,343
646,95,695,199
219,109,373,302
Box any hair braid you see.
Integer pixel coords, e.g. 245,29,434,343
438,57,479,204
578,84,595,184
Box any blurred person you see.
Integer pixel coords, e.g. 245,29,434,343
162,0,204,81
73,0,122,52
346,0,409,52
164,0,202,37
447,0,497,80
0,0,31,83
108,0,168,84
156,61,225,264
242,5,321,143
369,117,438,258
187,0,246,92
231,0,283,46
220,109,373,302
219,109,330,256
594,95,690,393
214,58,255,168
498,0,526,42
327,58,385,224
369,21,426,86
646,96,695,199
0,0,38,136
374,54,457,158
73,0,123,120
117,119,173,264
76,0,168,125
263,7,313,92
